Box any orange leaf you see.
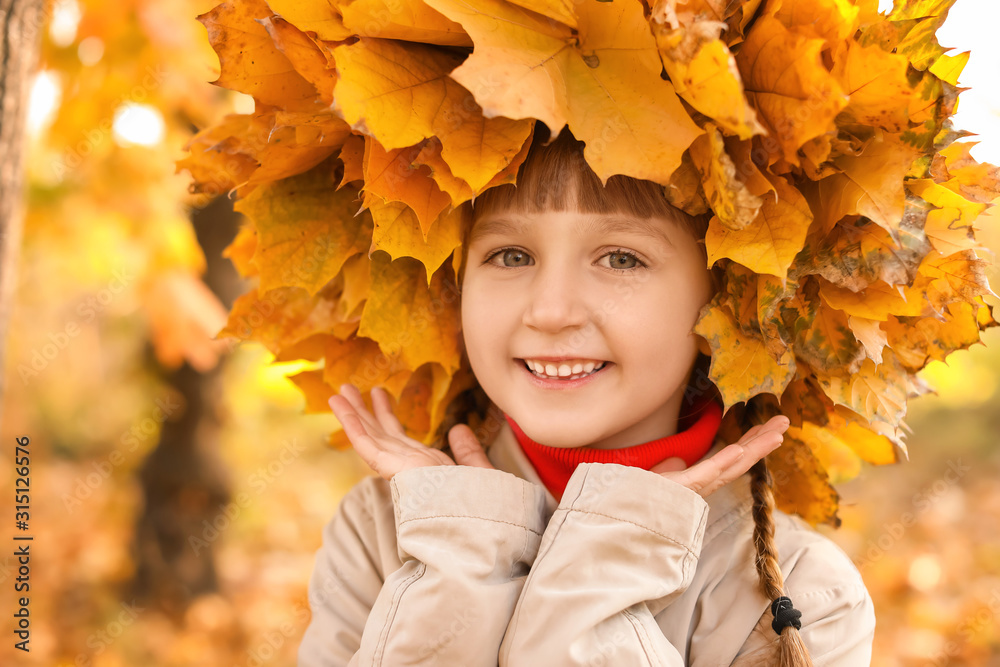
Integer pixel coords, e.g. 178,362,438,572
368,201,463,283
812,349,908,426
362,138,452,238
222,224,258,278
339,0,473,46
198,0,321,111
689,124,763,231
705,173,813,279
264,0,353,41
332,37,533,192
694,297,797,411
259,16,337,104
767,432,841,527
425,0,702,185
736,15,848,165
236,169,373,295
358,253,462,374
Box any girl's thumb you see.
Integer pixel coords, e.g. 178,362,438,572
448,424,495,470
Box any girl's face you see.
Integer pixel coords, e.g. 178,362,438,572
461,203,714,450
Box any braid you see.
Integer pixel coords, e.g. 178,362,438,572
749,459,815,667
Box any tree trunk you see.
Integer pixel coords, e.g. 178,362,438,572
0,0,44,426
129,194,244,618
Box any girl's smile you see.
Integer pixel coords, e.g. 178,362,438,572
518,357,612,387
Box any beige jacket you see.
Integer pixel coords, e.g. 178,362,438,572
299,421,875,666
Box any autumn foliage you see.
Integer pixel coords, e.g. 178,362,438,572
179,0,999,525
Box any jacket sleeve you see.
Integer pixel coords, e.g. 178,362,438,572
499,462,709,666
298,465,548,667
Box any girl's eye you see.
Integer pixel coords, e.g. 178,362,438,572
487,248,533,267
601,251,643,271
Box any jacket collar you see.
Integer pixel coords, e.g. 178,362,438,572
486,418,754,541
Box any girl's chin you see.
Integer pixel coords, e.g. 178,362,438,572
507,418,598,449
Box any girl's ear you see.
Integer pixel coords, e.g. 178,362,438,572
696,335,711,356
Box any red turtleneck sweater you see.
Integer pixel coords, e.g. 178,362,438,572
505,395,723,500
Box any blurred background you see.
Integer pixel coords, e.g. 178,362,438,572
0,0,997,665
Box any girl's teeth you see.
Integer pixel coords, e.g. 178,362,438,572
526,360,606,379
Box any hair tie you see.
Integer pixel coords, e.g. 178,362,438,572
770,596,802,635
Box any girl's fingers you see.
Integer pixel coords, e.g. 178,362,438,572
664,415,789,497
337,384,383,435
329,396,393,476
650,456,687,474
370,387,407,438
448,424,495,470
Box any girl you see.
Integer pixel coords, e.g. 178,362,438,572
298,130,874,666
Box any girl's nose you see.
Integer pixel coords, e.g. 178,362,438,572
522,268,590,333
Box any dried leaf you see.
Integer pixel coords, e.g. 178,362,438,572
425,0,702,185
237,168,373,295
694,296,797,411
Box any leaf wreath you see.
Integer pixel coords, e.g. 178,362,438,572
181,0,999,526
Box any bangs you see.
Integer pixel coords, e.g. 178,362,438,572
468,128,708,240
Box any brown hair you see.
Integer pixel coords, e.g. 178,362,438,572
449,129,813,665
468,128,708,237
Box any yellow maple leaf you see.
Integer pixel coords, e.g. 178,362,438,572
362,138,452,238
833,41,916,132
653,21,765,139
358,253,462,374
260,16,337,104
785,423,861,486
368,200,462,283
288,368,340,414
819,277,924,321
338,134,366,188
767,0,860,48
236,168,373,295
694,297,797,410
339,0,472,46
177,114,260,196
735,15,848,165
790,216,931,292
847,315,887,364
906,178,987,256
884,302,982,369
424,0,702,185
321,335,412,400
793,286,866,374
242,113,351,190
264,0,353,41
887,0,958,71
689,124,764,230
820,132,922,238
928,50,969,85
812,349,908,425
768,431,841,527
332,36,533,192
218,284,353,355
198,0,322,112
705,172,813,279
222,224,258,279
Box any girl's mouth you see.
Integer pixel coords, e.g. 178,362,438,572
520,359,609,381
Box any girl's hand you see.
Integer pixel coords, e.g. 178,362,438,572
329,384,495,480
651,415,790,498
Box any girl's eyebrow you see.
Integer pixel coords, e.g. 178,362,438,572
469,214,676,247
468,217,525,243
580,214,676,247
